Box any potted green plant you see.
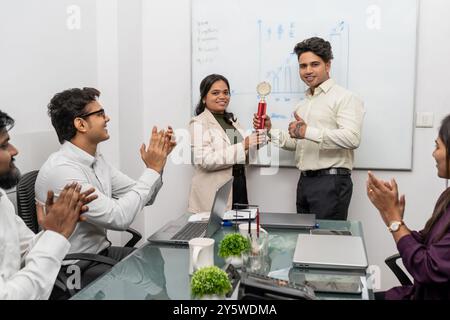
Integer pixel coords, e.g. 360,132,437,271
190,266,232,299
218,233,251,267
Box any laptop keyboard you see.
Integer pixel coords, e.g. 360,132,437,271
171,222,208,241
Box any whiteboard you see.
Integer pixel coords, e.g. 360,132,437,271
192,0,418,170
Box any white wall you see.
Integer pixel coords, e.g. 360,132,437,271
0,0,123,244
0,0,121,171
111,0,193,245
2,0,450,292
0,0,98,171
141,0,193,238
114,0,147,245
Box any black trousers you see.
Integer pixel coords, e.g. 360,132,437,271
232,169,248,209
80,246,136,286
296,174,353,220
374,291,386,300
50,246,135,300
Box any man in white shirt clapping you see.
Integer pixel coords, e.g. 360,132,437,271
0,110,96,299
35,87,176,288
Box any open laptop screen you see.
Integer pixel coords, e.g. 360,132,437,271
204,177,233,237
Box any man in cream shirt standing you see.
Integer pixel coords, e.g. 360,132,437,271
0,110,95,299
254,37,365,220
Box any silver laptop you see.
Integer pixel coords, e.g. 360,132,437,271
293,234,368,271
260,212,316,229
147,178,233,245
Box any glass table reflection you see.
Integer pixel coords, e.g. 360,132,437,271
72,216,373,300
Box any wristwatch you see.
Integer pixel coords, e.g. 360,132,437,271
388,220,404,233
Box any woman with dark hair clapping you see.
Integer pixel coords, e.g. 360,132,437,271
367,114,450,300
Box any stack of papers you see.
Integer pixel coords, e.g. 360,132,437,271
222,208,257,220
187,208,258,223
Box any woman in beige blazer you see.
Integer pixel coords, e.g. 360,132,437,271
188,74,263,213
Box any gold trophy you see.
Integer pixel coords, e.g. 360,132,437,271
256,81,271,129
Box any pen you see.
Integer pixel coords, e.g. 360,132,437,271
248,214,251,238
256,207,260,238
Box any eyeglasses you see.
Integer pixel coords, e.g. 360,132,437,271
77,108,106,119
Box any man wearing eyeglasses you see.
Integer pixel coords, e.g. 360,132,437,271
35,87,176,291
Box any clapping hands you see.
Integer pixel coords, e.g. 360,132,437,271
140,126,177,173
366,171,405,226
37,183,97,239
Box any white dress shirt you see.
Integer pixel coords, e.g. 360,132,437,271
269,78,365,171
0,189,70,300
35,141,163,256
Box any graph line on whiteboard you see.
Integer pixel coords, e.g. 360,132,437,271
255,20,350,101
329,21,350,88
196,19,350,106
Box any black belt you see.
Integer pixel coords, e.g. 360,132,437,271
301,167,351,177
232,165,245,177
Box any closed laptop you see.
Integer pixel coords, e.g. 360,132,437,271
293,234,368,271
260,212,316,229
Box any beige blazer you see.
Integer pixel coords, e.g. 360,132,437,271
188,109,247,213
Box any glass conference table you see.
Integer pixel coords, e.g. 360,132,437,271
72,215,373,300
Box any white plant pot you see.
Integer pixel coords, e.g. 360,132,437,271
199,294,225,300
225,255,243,268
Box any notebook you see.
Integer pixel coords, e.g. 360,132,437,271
260,212,316,229
292,234,368,271
147,178,233,245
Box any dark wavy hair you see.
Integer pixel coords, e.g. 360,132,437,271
293,37,334,63
422,114,450,242
0,110,14,132
47,87,100,144
195,74,236,125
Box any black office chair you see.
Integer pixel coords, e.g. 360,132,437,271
16,170,143,297
385,253,413,286
16,170,40,233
